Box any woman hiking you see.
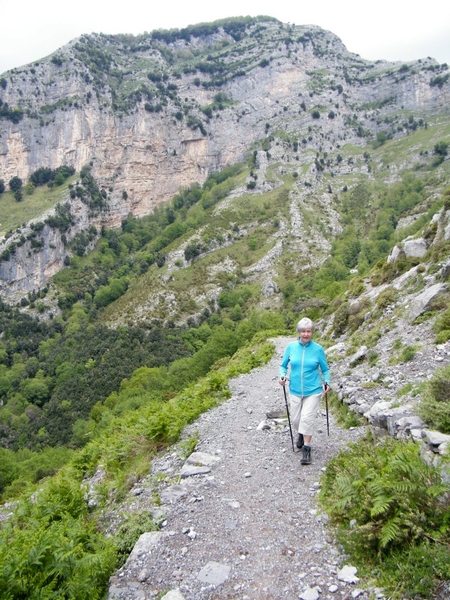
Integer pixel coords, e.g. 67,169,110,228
279,318,331,465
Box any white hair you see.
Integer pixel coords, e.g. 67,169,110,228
296,317,314,331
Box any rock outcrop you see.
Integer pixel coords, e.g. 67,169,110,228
0,18,449,301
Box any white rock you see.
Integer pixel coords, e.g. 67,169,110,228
337,564,360,583
186,452,221,466
161,588,186,600
299,586,320,600
403,238,427,258
328,584,339,593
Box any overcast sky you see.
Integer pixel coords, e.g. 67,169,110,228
1,0,449,74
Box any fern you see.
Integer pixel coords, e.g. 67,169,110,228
0,476,117,599
319,437,450,556
379,516,402,548
330,474,357,513
370,493,394,518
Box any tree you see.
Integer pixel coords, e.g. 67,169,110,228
9,176,22,192
229,304,243,321
0,179,4,194
373,131,391,148
19,378,51,406
53,171,66,186
434,141,448,157
93,277,129,308
184,241,202,262
24,182,35,195
341,238,361,268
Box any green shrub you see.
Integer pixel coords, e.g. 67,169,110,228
319,437,450,597
347,297,371,333
0,474,117,599
376,286,398,309
434,305,450,343
378,543,450,599
328,390,362,428
418,364,450,433
367,349,379,366
397,382,413,397
400,345,417,362
347,277,365,298
114,511,157,567
333,301,349,336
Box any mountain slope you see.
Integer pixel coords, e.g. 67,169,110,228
1,18,450,600
0,17,449,303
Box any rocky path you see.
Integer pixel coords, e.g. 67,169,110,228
107,337,372,600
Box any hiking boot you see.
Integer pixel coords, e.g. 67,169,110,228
296,433,304,449
300,445,311,465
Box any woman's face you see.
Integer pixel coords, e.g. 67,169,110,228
298,328,313,344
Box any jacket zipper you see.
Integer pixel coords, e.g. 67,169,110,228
300,343,305,397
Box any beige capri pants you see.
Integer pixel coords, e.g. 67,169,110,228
289,392,322,436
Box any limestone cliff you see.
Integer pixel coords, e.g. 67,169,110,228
0,17,449,301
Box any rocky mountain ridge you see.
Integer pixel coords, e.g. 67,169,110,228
0,17,449,302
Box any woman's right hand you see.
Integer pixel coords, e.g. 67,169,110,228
279,377,286,386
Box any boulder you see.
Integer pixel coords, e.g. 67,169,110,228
409,283,447,322
387,245,403,264
403,238,427,258
348,346,368,367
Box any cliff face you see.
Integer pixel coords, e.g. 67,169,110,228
1,20,448,208
0,197,92,300
0,18,449,301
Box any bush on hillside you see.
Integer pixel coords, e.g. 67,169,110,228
319,437,450,598
434,304,450,343
0,474,116,598
418,364,450,433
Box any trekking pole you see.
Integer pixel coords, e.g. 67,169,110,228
324,386,330,436
282,380,295,452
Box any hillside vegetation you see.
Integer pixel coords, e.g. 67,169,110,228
0,15,449,600
0,149,449,597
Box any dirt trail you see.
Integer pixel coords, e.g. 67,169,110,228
108,337,371,600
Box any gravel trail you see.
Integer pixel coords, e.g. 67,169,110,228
108,337,371,600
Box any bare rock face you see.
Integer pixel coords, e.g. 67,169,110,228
1,21,448,213
0,223,66,296
0,196,95,299
0,19,449,300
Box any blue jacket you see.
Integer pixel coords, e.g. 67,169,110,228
279,339,330,397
